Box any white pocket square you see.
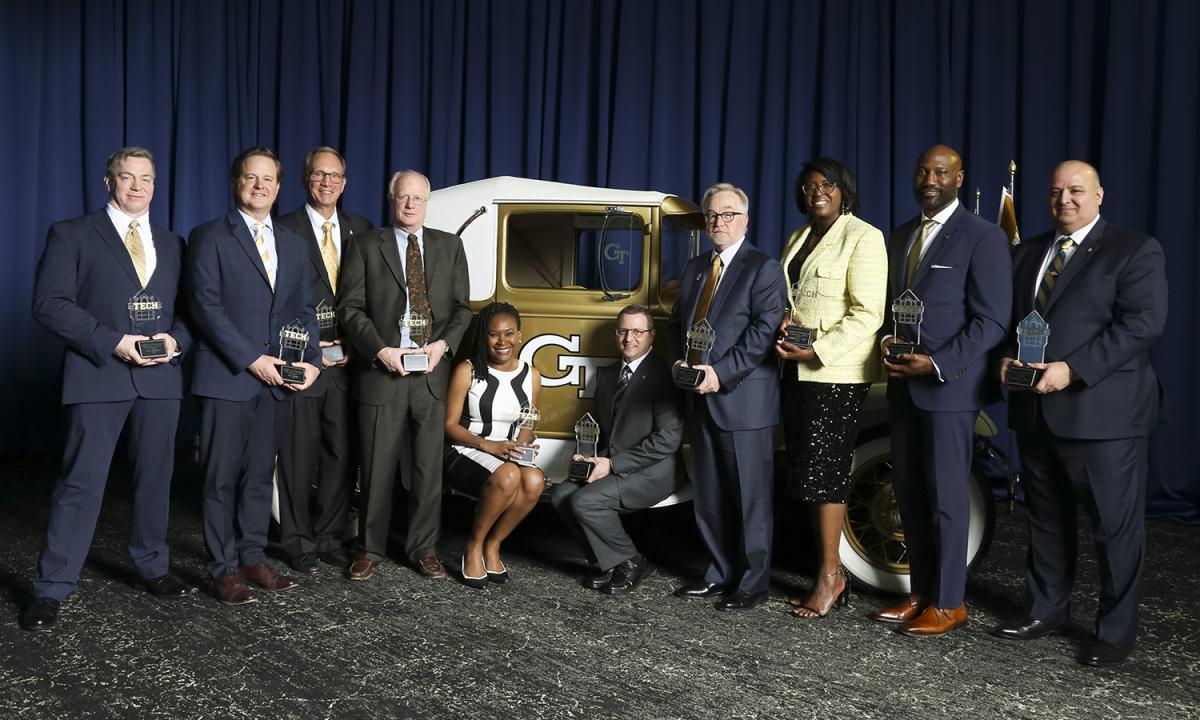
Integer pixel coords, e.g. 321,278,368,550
931,264,954,269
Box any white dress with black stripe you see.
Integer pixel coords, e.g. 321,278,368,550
450,359,534,473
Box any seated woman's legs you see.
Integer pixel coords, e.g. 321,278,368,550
482,467,545,572
463,464,522,578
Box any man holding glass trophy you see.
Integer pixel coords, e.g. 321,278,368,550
24,147,192,630
551,305,683,595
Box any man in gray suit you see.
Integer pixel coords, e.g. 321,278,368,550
551,305,683,594
337,170,472,581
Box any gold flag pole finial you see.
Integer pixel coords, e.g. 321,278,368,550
1008,160,1017,195
974,187,981,214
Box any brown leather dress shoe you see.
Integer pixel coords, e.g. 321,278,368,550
871,594,926,624
417,554,447,579
238,563,299,590
213,573,258,605
348,556,376,581
899,604,968,637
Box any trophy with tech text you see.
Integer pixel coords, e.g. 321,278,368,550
316,300,343,363
566,413,600,482
887,290,925,362
277,321,309,384
1006,311,1050,389
783,280,814,348
508,403,541,466
398,309,432,372
128,290,167,359
673,318,716,388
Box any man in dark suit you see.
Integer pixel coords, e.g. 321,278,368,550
551,304,683,594
186,147,321,605
991,161,1167,666
876,144,1012,636
338,170,472,581
668,183,787,611
22,147,192,630
275,147,374,574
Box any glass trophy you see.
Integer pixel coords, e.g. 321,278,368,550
128,291,167,359
1006,311,1050,389
277,321,309,384
674,318,716,388
887,290,924,361
508,403,541,466
398,310,431,372
783,281,813,348
567,413,601,482
316,300,343,363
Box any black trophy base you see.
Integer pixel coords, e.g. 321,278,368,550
513,446,537,467
783,325,813,348
673,365,705,388
322,345,345,363
136,339,168,359
887,342,918,362
1005,366,1042,390
402,352,429,373
279,363,307,384
566,460,595,482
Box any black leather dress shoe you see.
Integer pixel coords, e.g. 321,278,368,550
715,590,768,611
317,546,349,567
1077,639,1134,667
21,597,60,631
673,581,732,600
142,575,192,599
989,616,1068,641
288,553,319,574
601,555,651,595
584,568,613,590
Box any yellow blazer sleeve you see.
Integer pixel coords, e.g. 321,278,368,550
809,223,888,367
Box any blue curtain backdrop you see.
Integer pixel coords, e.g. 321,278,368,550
2,0,1196,519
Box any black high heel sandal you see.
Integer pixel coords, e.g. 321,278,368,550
789,566,852,619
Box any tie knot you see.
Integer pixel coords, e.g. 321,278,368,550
1059,236,1074,250
254,222,264,233
323,221,333,232
129,220,139,230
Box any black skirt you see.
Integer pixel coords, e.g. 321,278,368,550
780,377,870,503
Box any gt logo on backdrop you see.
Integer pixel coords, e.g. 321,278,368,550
519,333,614,400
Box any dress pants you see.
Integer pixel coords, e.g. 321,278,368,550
1018,417,1147,647
277,386,352,557
33,398,179,600
551,477,639,572
198,390,290,578
888,382,975,608
356,376,444,563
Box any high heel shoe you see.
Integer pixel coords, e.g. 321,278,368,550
789,566,852,619
459,555,488,589
485,558,509,585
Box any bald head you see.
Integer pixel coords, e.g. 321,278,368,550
913,144,964,215
1048,160,1104,235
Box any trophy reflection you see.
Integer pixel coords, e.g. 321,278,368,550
128,290,167,359
316,300,343,363
783,281,813,348
887,290,924,361
1006,311,1050,389
277,321,309,384
398,310,431,372
673,318,716,388
508,403,541,466
567,412,600,482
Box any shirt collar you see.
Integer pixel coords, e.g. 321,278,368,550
923,198,959,225
1059,214,1101,245
238,209,273,233
305,204,337,228
106,202,147,231
624,350,650,374
714,236,745,265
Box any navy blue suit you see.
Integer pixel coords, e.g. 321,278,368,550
885,203,1011,608
31,209,190,600
186,209,319,578
668,240,786,594
1007,218,1166,647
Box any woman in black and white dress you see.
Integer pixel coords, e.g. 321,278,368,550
443,302,545,588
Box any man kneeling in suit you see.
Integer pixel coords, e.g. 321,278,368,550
551,305,683,594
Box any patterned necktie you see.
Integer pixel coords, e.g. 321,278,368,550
905,218,936,286
125,220,149,287
406,233,432,342
320,220,339,292
1036,236,1075,311
254,222,275,289
613,364,632,413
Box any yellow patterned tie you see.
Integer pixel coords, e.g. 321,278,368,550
320,221,338,292
125,220,149,287
254,222,275,289
1036,236,1074,311
905,218,936,287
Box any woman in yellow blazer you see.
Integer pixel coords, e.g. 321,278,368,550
775,158,888,618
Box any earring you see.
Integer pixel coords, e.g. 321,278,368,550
841,201,847,215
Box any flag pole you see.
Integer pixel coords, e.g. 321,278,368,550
974,187,981,214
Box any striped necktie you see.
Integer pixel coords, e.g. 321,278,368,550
1036,236,1074,311
613,363,632,413
254,222,275,289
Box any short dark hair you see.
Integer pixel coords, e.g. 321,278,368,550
616,304,655,329
230,146,283,186
106,146,156,180
795,157,860,215
302,146,346,184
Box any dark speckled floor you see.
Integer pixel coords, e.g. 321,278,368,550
0,453,1197,719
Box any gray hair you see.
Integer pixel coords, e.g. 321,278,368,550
701,182,749,214
387,170,432,199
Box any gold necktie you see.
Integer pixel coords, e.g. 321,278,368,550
320,220,338,293
254,222,275,289
691,254,723,326
905,218,936,286
125,220,149,287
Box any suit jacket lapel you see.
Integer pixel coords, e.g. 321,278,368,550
708,242,750,324
298,214,336,294
890,218,919,295
611,360,647,427
911,206,964,287
91,211,143,288
378,228,407,292
228,210,272,289
1044,218,1105,313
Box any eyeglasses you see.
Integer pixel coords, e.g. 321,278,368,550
393,194,427,206
704,211,743,224
309,170,346,184
801,181,838,196
615,328,653,338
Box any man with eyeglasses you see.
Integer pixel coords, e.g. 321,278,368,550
551,304,683,594
667,183,787,611
22,147,192,630
186,146,322,605
338,170,472,581
274,147,374,575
